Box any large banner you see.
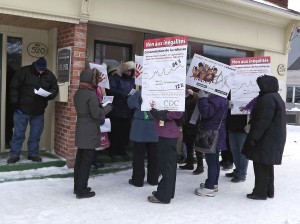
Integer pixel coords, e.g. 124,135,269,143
141,35,188,111
229,56,271,114
186,54,234,98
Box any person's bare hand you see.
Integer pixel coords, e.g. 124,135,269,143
187,89,194,95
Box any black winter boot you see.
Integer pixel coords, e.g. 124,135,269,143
193,151,204,175
179,163,194,170
93,151,104,169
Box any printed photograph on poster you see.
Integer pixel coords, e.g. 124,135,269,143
229,56,271,114
141,35,188,112
89,63,110,89
186,54,234,98
135,55,143,86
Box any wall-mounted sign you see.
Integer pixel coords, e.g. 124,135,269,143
277,64,286,76
57,47,72,83
27,42,47,58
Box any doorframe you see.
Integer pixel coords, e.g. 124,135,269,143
0,31,25,152
0,33,6,152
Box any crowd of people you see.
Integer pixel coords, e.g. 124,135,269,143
6,58,286,202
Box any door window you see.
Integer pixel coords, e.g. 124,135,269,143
94,40,132,67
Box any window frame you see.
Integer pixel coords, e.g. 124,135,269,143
93,40,133,65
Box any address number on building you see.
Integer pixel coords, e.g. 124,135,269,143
27,42,48,58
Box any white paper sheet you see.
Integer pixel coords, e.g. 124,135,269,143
100,118,111,132
34,88,52,97
102,96,114,106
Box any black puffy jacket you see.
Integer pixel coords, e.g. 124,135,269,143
242,75,286,165
9,63,59,116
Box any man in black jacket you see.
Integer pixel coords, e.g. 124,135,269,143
7,57,59,164
242,75,286,200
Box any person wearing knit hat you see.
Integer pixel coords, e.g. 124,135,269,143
7,57,59,164
107,65,117,77
34,57,48,72
107,61,135,157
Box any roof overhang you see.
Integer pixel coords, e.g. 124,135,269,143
168,0,300,28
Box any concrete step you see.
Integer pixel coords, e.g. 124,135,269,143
0,150,133,183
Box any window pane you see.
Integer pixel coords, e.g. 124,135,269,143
6,36,22,147
94,41,132,67
286,87,293,103
295,87,300,103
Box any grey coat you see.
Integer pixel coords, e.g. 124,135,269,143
74,88,112,149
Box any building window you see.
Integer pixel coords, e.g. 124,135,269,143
286,86,300,103
94,40,132,67
295,87,300,103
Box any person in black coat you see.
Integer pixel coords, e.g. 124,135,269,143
179,87,204,174
106,61,135,157
242,75,286,200
7,57,58,164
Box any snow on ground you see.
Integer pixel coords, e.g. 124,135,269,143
0,125,299,224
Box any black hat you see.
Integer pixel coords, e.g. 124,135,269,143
34,57,47,71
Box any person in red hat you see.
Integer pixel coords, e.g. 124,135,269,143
7,57,59,164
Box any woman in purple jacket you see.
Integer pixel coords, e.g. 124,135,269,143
194,90,228,197
147,108,183,204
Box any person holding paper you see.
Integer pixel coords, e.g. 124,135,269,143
73,69,112,199
147,107,183,204
107,61,135,157
7,57,58,164
127,91,159,187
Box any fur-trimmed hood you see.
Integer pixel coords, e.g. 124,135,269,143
117,61,135,77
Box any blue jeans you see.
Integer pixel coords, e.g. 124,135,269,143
10,111,44,157
204,153,220,189
229,132,248,180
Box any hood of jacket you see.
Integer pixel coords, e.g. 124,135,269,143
80,69,98,86
257,75,279,94
117,61,135,77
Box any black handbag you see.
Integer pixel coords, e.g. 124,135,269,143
194,110,226,154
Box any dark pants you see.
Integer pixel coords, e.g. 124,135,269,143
185,141,194,164
252,162,274,197
74,148,95,193
154,137,178,203
204,153,220,189
221,131,233,163
131,142,159,186
109,116,131,155
221,148,233,163
185,142,203,167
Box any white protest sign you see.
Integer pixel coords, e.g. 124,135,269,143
141,35,188,111
229,56,271,114
89,63,110,89
135,55,143,86
186,54,234,98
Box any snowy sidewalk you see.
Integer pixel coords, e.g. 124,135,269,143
0,125,299,224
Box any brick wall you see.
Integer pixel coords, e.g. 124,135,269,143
265,0,288,8
54,23,87,168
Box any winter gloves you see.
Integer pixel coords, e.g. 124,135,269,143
150,108,168,121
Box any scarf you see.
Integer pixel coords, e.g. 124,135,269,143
79,82,96,90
